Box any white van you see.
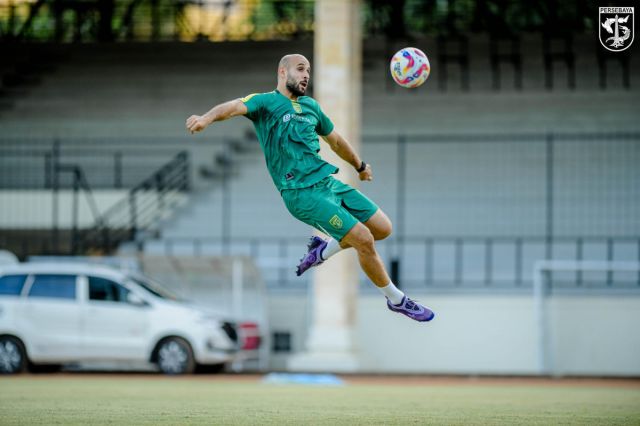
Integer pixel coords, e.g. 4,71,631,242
0,262,240,374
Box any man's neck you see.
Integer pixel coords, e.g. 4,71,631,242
276,85,298,100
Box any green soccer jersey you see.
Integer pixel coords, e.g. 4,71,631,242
241,89,337,191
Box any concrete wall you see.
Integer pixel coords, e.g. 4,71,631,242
268,292,640,376
549,295,640,376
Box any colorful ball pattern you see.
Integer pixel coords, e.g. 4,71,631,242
389,47,430,89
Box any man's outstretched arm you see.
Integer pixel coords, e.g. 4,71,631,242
186,99,248,134
322,130,373,181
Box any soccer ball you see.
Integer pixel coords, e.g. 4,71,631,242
389,47,430,89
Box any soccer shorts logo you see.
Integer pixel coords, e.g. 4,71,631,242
329,214,343,229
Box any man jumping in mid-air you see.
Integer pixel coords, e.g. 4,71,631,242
186,53,434,322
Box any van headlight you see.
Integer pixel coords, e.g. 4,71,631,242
206,339,217,351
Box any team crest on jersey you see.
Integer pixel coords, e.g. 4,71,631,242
291,101,302,113
599,7,634,52
329,215,343,229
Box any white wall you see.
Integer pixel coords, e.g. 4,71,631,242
268,292,640,376
0,190,128,228
356,294,539,374
549,295,640,376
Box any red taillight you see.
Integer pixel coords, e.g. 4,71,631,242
239,322,261,350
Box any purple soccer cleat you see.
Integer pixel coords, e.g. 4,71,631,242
296,236,328,276
387,296,435,322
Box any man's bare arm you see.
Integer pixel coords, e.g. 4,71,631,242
322,130,373,181
186,99,248,134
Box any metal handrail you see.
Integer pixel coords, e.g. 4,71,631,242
53,162,104,254
77,151,190,254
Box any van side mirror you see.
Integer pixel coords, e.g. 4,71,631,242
127,292,147,307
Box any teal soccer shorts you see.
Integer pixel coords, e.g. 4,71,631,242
281,176,379,241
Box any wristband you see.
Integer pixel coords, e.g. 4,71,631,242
356,161,367,173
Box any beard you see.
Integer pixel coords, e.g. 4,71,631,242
286,77,306,96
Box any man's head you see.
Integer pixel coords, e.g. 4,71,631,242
278,54,310,97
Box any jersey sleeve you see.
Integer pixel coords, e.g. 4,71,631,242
241,93,266,121
315,104,335,136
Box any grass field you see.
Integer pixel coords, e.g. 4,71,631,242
1,375,639,425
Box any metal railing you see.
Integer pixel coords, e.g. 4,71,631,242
51,161,103,254
150,131,640,291
152,235,640,291
2,131,638,287
76,151,190,254
0,140,187,189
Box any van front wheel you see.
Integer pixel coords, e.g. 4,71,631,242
0,336,27,374
156,337,195,375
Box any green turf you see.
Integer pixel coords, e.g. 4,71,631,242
1,377,639,425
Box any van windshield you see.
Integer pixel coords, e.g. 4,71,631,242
128,275,184,302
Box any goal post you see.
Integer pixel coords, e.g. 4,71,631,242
533,260,640,375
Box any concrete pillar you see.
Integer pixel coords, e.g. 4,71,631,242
288,0,362,372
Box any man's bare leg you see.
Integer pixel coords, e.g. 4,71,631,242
295,213,435,322
324,209,392,257
336,222,435,322
296,210,392,275
339,222,391,287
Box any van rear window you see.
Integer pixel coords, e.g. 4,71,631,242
28,275,77,300
0,275,27,296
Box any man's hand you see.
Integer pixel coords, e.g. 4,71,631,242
186,115,209,134
359,163,373,182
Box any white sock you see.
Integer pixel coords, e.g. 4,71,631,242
378,282,405,305
320,238,343,261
